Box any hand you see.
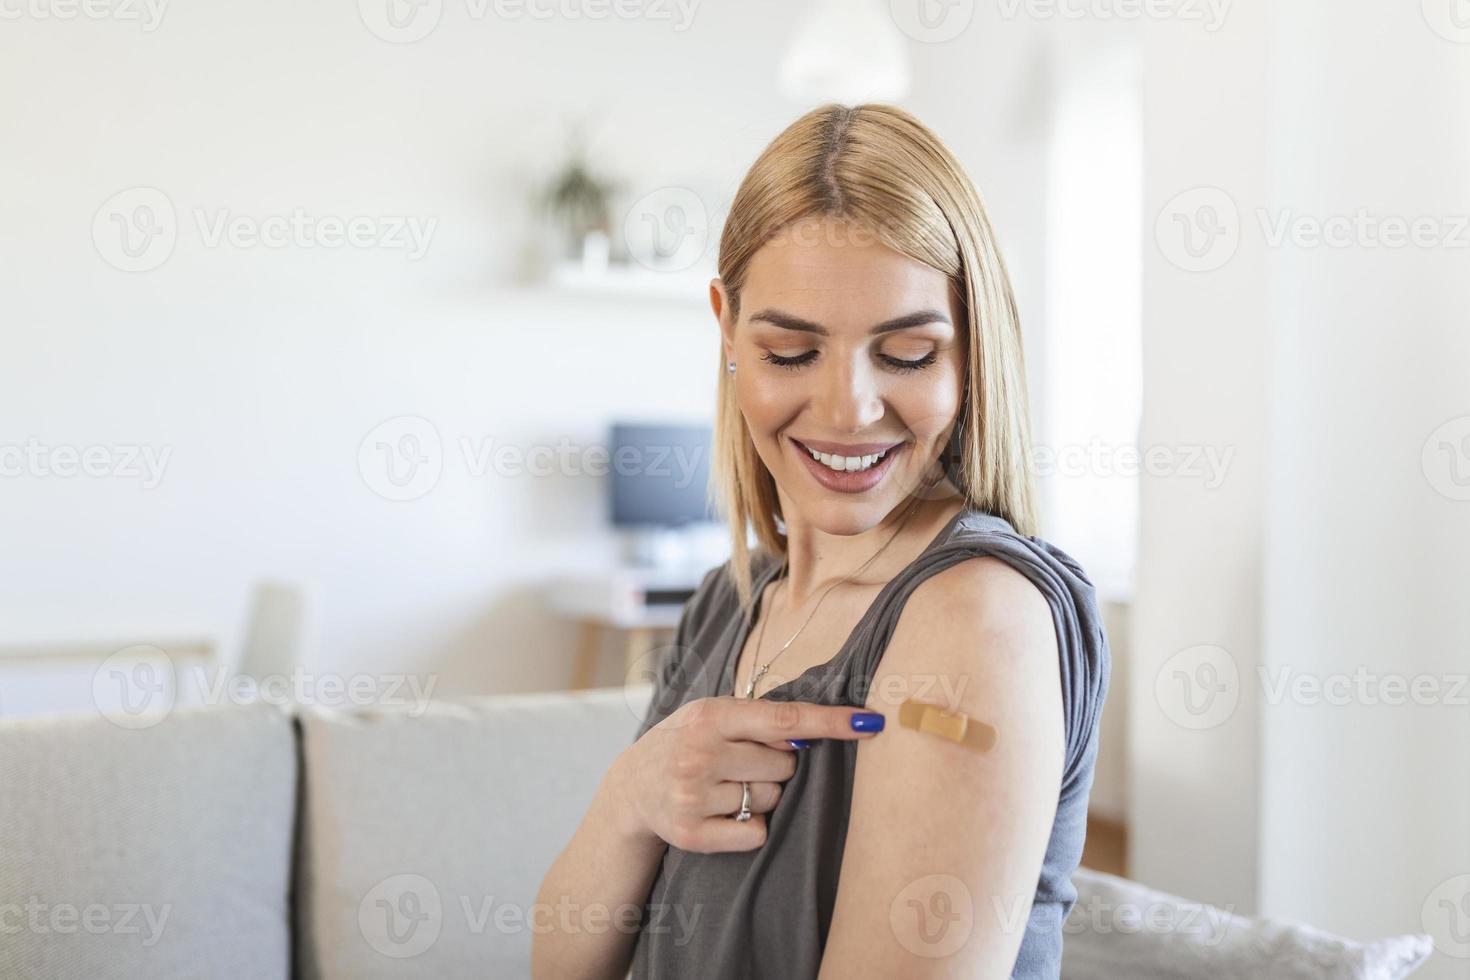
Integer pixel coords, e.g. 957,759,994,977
617,697,886,853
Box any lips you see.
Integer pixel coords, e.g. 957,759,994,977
794,438,903,456
790,437,903,494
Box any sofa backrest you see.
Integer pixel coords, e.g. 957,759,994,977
0,702,298,980
0,685,1436,980
293,683,651,979
0,684,651,980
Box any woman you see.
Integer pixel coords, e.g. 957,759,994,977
533,103,1110,980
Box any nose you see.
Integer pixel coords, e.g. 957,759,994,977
813,351,885,434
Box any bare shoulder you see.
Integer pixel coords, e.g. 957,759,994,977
822,554,1067,975
861,549,1063,742
898,554,1055,660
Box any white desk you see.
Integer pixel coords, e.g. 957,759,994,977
547,569,701,690
562,609,684,691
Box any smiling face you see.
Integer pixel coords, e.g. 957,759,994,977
714,215,968,535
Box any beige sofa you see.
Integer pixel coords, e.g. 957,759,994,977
0,687,1433,979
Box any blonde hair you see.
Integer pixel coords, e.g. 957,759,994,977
711,103,1038,608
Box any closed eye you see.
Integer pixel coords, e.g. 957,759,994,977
760,350,817,370
758,350,937,373
881,351,937,373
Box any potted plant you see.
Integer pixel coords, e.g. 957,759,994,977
539,121,623,275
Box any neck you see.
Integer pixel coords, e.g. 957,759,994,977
773,492,967,606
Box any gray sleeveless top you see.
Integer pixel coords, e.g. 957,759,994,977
628,507,1111,979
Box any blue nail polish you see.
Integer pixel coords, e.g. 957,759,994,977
850,712,885,733
787,739,811,749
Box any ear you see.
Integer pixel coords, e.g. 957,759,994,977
710,277,736,363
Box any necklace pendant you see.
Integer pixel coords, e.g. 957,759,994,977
744,664,769,698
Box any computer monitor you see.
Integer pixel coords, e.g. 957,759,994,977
609,422,716,528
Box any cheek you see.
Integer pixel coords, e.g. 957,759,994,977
895,370,964,443
735,370,803,433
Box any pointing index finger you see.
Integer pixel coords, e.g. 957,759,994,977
717,698,887,742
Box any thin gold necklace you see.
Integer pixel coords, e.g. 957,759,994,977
741,496,923,699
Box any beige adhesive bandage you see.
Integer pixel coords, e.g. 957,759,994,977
897,698,997,753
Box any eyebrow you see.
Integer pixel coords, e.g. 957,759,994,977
746,308,952,337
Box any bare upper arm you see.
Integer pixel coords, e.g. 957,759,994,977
817,556,1066,979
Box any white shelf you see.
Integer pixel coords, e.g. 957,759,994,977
548,259,714,302
547,567,705,629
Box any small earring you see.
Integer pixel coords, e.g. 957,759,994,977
727,360,736,374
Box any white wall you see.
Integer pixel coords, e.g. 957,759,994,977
1136,0,1470,970
1134,0,1269,912
1041,24,1143,603
0,3,1055,697
1260,0,1470,970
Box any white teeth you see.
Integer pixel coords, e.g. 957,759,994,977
805,445,888,473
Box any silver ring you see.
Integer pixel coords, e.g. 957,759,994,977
734,781,752,821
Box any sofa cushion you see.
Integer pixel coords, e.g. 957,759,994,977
294,684,651,980
1063,867,1433,979
0,702,297,980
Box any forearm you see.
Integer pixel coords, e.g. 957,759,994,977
531,748,668,980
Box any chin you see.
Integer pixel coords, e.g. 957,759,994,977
781,491,900,537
